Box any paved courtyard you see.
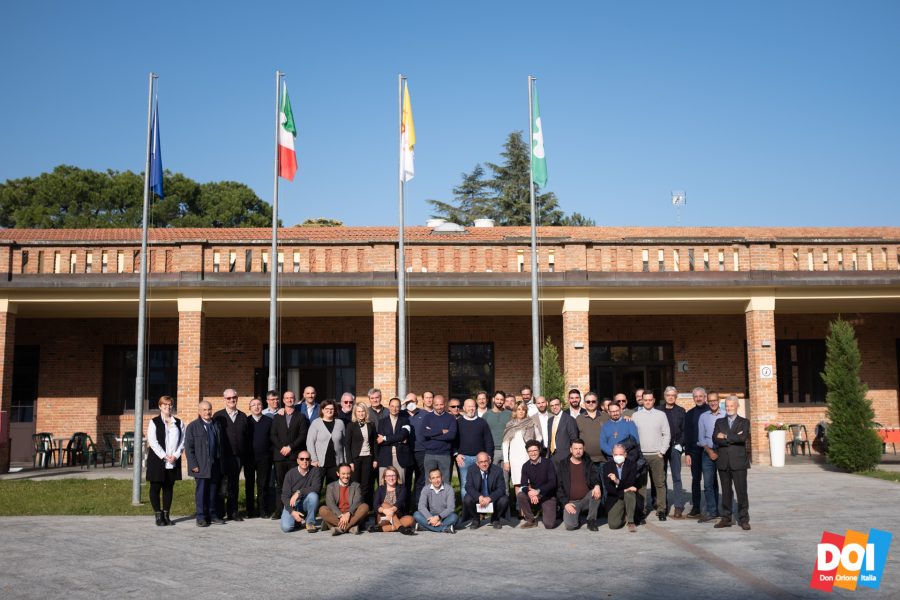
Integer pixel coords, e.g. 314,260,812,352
0,462,897,599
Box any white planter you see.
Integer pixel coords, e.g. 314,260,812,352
769,430,786,467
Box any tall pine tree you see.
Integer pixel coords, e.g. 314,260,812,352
821,318,882,471
485,131,563,226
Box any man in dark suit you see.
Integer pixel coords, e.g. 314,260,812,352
603,443,638,532
269,390,310,519
547,398,581,469
377,397,413,484
213,388,249,521
461,452,509,529
185,400,225,527
245,397,273,518
712,396,751,530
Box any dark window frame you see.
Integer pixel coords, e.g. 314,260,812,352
102,345,178,415
448,342,495,401
776,339,827,405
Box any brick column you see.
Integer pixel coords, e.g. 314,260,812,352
372,298,397,400
562,297,590,395
0,301,17,473
745,296,778,465
177,298,205,409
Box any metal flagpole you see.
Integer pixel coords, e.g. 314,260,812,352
133,72,156,505
268,71,281,394
397,74,407,400
528,75,541,397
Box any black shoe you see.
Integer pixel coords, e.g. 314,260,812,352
270,513,280,520
638,518,647,525
367,523,379,533
398,525,415,535
446,524,456,534
162,510,173,526
587,519,599,532
196,520,209,528
210,517,226,525
492,521,502,530
469,519,481,530
657,511,667,522
685,509,702,519
714,518,733,528
155,511,165,526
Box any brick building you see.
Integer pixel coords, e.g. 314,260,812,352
2,225,899,471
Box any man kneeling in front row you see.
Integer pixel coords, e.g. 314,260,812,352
604,443,638,532
461,452,509,529
413,468,458,533
557,439,602,531
318,463,369,535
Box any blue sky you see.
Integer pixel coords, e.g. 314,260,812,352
1,1,898,228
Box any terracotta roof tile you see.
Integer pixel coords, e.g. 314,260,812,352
1,226,899,244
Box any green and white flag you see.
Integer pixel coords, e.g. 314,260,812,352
531,85,547,187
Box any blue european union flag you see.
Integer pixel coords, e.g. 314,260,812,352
149,102,163,198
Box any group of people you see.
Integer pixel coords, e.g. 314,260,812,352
145,384,751,534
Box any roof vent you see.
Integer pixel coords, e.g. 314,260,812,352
426,218,446,228
432,222,466,233
473,218,495,228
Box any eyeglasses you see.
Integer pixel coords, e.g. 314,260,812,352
617,400,627,404
297,457,310,461
449,405,461,410
225,396,237,400
584,400,597,405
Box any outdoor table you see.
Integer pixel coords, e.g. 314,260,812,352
876,428,899,453
52,436,69,467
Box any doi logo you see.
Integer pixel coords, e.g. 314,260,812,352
810,528,892,592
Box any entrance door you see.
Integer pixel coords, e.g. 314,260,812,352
590,342,675,407
9,346,40,464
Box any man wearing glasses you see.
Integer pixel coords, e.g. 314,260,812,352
615,393,634,418
576,393,605,464
337,392,355,424
447,399,462,419
280,451,321,533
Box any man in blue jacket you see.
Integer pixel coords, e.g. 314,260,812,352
600,402,640,458
422,395,457,486
185,400,225,527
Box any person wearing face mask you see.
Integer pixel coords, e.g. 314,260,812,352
712,396,751,530
603,444,639,532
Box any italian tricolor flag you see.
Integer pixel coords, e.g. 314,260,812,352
278,82,298,181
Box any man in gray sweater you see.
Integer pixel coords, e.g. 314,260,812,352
631,391,671,522
413,468,458,533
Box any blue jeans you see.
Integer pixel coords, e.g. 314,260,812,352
413,510,458,532
701,451,719,516
661,447,684,510
456,455,477,499
424,454,452,487
279,492,320,533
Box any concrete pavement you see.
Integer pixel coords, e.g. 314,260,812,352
0,463,898,599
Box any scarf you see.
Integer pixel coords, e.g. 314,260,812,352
502,415,541,445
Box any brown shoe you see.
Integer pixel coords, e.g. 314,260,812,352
740,522,751,531
685,509,701,519
627,523,637,533
519,519,538,529
673,508,684,519
713,518,732,528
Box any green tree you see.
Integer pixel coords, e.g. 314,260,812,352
299,217,344,227
427,164,493,225
560,212,596,226
540,336,566,404
486,131,563,226
821,318,883,472
0,165,275,228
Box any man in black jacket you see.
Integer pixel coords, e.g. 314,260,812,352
269,391,309,519
557,439,602,531
377,397,413,484
461,452,509,529
603,443,638,532
683,386,709,518
245,397,273,518
185,400,224,527
712,396,751,530
547,398,581,470
659,385,687,518
213,388,249,521
517,440,558,529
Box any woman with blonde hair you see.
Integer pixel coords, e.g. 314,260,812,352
372,466,416,535
502,401,542,496
146,395,186,526
348,400,378,507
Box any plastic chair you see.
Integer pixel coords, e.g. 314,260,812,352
91,434,116,468
785,424,811,456
101,433,120,465
120,431,135,468
32,433,58,468
62,432,88,467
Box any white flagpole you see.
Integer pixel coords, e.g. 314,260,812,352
397,74,407,400
268,71,281,394
528,75,541,397
133,71,156,505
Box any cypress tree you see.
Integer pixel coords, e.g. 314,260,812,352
540,337,566,403
821,318,882,472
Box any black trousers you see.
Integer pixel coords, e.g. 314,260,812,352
216,455,242,518
245,456,272,516
412,450,427,506
461,494,509,523
273,459,294,514
718,467,749,524
352,455,376,508
688,449,704,512
149,469,178,512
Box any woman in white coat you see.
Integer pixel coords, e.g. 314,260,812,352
306,399,347,485
501,401,542,496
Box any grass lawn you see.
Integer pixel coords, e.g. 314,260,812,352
856,469,900,483
0,479,244,516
